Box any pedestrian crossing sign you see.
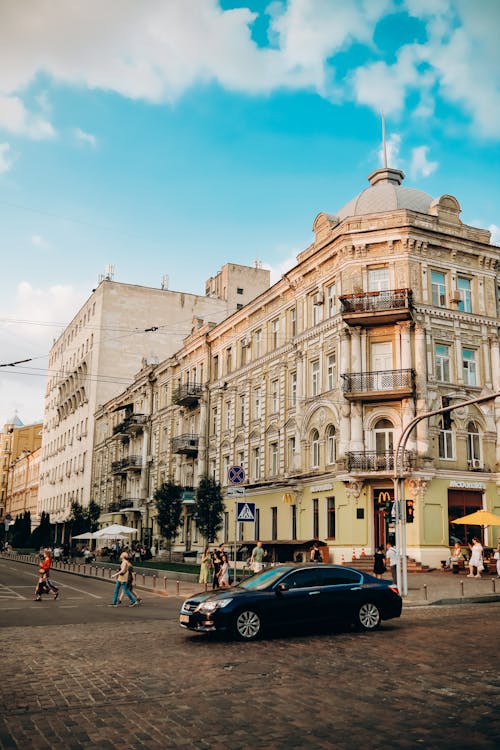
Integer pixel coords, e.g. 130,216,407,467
236,502,256,522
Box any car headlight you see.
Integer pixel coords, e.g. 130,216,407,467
197,598,233,613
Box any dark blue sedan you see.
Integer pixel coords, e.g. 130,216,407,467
180,564,402,641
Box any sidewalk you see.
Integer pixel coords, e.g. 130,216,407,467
3,552,500,607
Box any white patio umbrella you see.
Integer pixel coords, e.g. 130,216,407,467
72,531,97,540
93,524,138,539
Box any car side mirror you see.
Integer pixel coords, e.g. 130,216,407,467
275,582,289,594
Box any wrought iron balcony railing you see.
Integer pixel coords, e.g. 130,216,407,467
107,497,142,512
113,414,148,436
171,434,199,455
110,455,143,473
172,383,204,406
341,369,414,400
339,288,413,326
346,450,414,472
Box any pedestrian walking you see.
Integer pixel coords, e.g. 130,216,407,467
218,553,230,588
212,544,224,589
385,543,398,584
119,559,142,605
373,546,386,579
250,541,266,572
199,546,212,585
109,552,139,607
34,570,51,601
309,542,323,563
467,537,484,578
39,549,60,599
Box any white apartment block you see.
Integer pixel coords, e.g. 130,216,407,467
93,166,500,568
39,264,270,533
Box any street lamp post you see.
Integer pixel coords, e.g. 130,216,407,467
394,389,500,597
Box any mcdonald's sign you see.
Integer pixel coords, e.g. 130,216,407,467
377,490,392,509
282,493,295,504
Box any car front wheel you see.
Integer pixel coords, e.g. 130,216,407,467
357,602,381,631
234,609,262,640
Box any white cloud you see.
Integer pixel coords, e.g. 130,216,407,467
31,234,50,250
409,145,438,179
263,250,298,285
0,143,14,173
74,128,97,147
0,95,56,139
378,132,401,168
489,224,500,245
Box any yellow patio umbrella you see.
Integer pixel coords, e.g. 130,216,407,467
451,510,500,526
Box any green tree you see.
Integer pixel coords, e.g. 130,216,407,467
193,476,224,544
69,501,88,536
11,511,31,548
30,511,52,549
87,500,101,532
154,480,183,559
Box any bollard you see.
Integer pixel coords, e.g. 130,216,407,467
142,574,146,587
78,564,81,573
163,576,168,593
460,581,464,597
492,578,496,593
153,574,157,589
108,568,112,578
101,567,105,577
176,580,180,596
423,584,427,601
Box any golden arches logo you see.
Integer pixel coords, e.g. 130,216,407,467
377,491,392,506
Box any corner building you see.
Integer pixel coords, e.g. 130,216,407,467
94,167,500,568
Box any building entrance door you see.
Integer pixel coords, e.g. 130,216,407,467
374,488,395,548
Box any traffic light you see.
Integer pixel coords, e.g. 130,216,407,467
406,499,414,523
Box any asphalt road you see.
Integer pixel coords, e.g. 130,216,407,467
0,558,499,750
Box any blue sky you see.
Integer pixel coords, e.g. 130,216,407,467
1,0,499,425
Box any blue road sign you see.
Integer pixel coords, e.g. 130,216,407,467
237,502,255,522
228,465,245,484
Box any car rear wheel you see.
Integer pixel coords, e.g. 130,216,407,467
357,602,381,631
234,609,262,640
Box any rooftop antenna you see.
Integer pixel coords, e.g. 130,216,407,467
381,111,388,168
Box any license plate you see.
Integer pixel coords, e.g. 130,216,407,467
179,614,190,624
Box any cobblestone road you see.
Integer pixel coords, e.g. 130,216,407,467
1,601,499,750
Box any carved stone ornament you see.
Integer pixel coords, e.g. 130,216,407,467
408,478,429,501
345,480,363,499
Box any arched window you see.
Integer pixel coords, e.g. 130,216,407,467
438,416,453,460
326,425,336,464
311,429,320,468
374,418,394,454
466,421,481,465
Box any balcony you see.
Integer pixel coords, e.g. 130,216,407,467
341,369,414,401
111,455,143,473
346,451,414,473
339,288,413,327
172,434,199,456
172,383,203,407
108,498,141,512
112,414,148,436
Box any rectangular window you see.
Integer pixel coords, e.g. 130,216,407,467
313,498,319,539
240,339,247,366
457,277,472,313
368,267,389,292
289,306,297,337
225,347,232,374
438,425,454,460
435,344,450,382
431,270,446,307
462,348,477,386
254,329,262,358
327,497,336,539
253,388,261,420
313,296,323,326
271,379,279,413
270,442,278,475
253,447,260,479
311,360,320,396
212,354,219,378
327,352,336,390
291,504,297,540
225,401,231,431
239,394,245,425
237,287,244,295
222,455,230,484
237,451,245,469
327,283,336,317
290,371,297,407
271,506,278,540
211,406,217,433
271,318,279,349
287,436,296,471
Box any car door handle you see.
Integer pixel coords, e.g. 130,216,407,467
349,586,362,591
309,590,321,595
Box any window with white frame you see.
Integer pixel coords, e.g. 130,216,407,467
287,436,296,470
237,451,245,469
225,401,231,431
271,379,279,413
289,306,297,337
431,270,446,307
271,318,279,349
311,360,320,396
327,283,336,317
466,421,481,464
239,394,245,425
326,425,336,464
253,387,262,419
462,348,477,386
327,352,336,390
435,344,451,382
290,371,297,407
311,429,320,468
225,347,232,374
368,267,389,292
270,442,278,475
457,277,472,313
254,329,262,358
312,295,323,326
252,446,261,479
222,455,230,484
438,417,454,459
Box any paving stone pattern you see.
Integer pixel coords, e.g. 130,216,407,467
0,604,499,750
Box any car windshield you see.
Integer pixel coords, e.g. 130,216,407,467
238,566,292,590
